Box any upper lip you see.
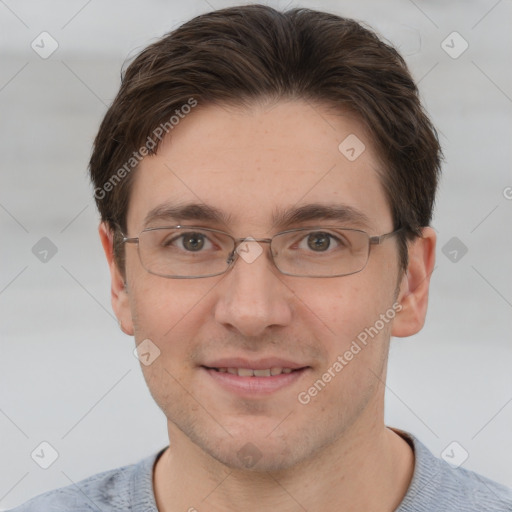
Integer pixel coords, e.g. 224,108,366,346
202,358,309,370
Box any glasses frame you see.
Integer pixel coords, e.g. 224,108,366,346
120,225,404,279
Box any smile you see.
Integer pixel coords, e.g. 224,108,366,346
201,365,309,395
208,367,296,376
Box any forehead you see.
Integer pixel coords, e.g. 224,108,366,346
127,100,392,234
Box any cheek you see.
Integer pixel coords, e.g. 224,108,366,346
128,274,212,343
129,281,204,393
293,277,391,344
301,281,393,404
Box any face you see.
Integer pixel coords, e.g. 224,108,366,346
114,100,407,471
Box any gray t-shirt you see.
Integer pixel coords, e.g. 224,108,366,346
7,431,512,511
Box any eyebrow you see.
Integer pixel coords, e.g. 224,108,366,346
144,202,233,228
143,201,372,230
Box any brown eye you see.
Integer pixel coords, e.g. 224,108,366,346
162,231,210,251
307,232,331,251
181,233,206,251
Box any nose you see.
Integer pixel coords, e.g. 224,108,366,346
213,240,293,338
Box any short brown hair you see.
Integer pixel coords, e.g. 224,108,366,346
89,4,441,274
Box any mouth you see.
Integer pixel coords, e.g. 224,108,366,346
204,366,300,377
200,363,310,395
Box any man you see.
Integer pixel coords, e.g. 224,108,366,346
10,4,512,511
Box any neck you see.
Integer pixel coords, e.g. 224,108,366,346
153,414,414,512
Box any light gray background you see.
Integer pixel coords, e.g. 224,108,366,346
1,0,511,508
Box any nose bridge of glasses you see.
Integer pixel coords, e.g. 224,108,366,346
226,236,274,266
234,236,273,247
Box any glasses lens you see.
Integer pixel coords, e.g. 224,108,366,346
272,228,370,277
138,227,234,278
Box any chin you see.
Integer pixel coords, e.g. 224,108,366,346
214,446,299,473
198,430,309,473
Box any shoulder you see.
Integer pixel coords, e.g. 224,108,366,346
6,449,165,512
396,430,512,512
6,466,132,512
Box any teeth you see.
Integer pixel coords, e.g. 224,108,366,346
253,369,271,377
214,367,298,377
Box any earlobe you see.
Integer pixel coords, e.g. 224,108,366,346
391,227,436,338
98,222,135,336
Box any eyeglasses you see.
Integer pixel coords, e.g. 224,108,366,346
121,225,403,279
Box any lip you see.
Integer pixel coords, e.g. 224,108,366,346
200,358,311,396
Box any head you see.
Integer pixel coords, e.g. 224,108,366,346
91,5,439,472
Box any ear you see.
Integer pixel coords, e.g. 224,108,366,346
99,222,134,336
392,227,436,338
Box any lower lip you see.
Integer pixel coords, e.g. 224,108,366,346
202,367,309,396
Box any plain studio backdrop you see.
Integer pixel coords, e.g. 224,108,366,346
0,0,511,508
